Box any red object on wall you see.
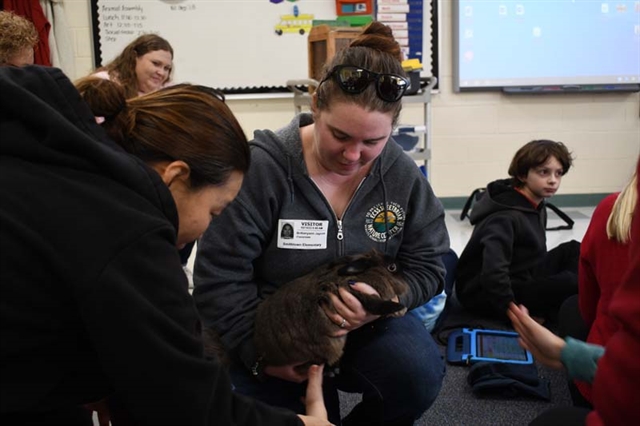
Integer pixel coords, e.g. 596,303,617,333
4,0,51,66
335,0,373,16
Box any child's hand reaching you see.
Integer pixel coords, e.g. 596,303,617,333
297,364,335,426
507,302,566,370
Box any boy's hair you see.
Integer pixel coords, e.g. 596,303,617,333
508,139,574,187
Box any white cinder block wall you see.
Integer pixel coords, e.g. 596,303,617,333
66,0,639,198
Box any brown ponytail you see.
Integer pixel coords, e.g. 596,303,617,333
75,79,249,189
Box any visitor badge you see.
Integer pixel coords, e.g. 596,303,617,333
277,219,328,250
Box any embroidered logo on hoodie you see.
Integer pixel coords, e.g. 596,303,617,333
365,202,405,242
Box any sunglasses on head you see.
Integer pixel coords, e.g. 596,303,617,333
320,65,409,103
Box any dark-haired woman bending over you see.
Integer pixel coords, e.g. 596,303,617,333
0,67,330,426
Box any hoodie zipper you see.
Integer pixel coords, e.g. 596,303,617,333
334,177,368,256
308,175,368,257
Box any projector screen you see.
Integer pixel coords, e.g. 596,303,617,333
453,0,640,93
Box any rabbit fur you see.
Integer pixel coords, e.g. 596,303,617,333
254,249,409,371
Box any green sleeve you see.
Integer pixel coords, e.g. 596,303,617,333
560,336,605,383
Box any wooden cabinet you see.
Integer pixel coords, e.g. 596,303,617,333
307,25,363,82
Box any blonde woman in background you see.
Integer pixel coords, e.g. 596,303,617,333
0,10,38,66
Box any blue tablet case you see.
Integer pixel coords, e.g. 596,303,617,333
446,328,534,365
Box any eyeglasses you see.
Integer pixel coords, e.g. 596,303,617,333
320,65,409,103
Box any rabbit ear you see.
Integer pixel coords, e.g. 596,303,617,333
355,293,406,315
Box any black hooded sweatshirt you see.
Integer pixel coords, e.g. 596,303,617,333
455,178,547,320
0,66,300,426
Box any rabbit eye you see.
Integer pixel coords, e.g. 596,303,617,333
387,264,397,273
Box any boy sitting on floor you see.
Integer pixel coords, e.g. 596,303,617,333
456,139,580,323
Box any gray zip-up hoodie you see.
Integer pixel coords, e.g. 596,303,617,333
193,113,449,370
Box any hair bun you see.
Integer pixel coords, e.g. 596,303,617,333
349,21,403,63
360,21,394,39
74,77,127,120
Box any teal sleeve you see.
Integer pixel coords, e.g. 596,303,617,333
560,336,605,383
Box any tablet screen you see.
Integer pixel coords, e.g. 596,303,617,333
476,334,528,361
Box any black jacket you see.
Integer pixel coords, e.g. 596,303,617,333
0,66,300,426
455,179,547,320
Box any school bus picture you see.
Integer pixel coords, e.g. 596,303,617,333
275,14,313,35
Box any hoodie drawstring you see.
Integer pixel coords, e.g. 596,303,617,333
286,155,295,203
379,159,389,255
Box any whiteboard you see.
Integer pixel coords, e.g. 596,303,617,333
92,0,337,89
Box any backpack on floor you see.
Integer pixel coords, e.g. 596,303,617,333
459,187,574,231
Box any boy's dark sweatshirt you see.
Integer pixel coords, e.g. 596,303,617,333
0,66,301,426
455,178,547,321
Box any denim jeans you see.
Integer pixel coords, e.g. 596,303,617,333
230,314,446,426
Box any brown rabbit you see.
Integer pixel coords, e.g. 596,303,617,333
254,249,408,373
